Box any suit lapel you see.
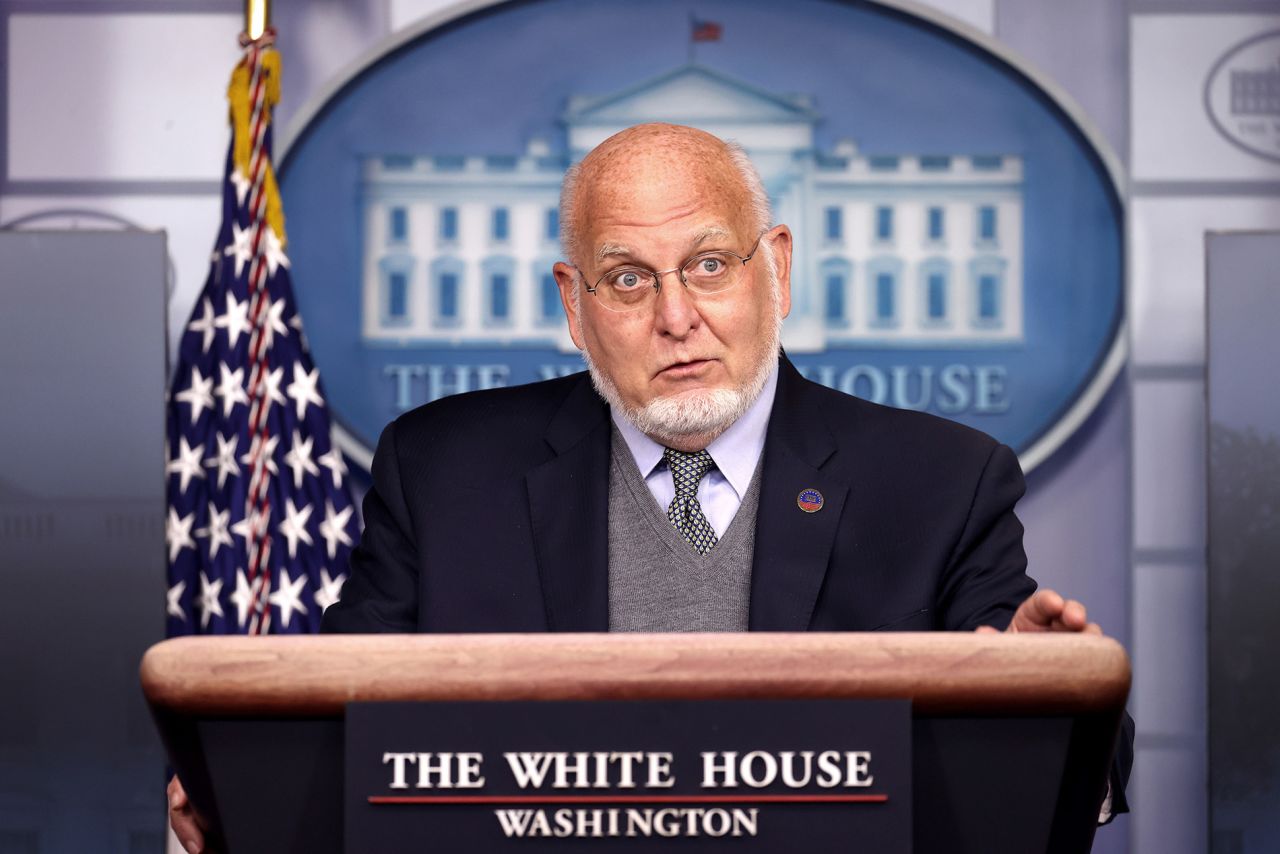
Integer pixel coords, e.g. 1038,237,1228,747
749,358,850,631
525,376,611,631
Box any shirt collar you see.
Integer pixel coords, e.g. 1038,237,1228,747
610,362,779,500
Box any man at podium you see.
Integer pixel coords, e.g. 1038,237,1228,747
169,123,1132,850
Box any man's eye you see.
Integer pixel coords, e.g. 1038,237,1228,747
609,270,645,289
687,255,731,279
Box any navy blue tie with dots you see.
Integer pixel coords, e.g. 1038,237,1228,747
663,447,719,555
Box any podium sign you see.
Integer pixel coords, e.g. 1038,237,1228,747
345,699,912,852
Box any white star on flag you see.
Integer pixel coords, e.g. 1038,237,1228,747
166,437,206,495
278,498,314,559
259,295,290,352
175,366,215,423
167,579,187,621
196,503,234,559
215,362,249,417
228,568,257,629
204,432,241,488
318,445,348,489
261,365,287,413
214,291,251,348
263,225,291,277
231,506,269,543
166,508,197,563
187,297,218,354
240,434,280,476
286,364,325,420
196,571,226,629
229,167,251,206
283,430,320,489
318,500,355,559
224,221,254,278
269,568,309,629
313,568,346,612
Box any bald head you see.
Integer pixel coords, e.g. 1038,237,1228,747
559,123,771,267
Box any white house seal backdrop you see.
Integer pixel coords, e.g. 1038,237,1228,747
275,0,1125,474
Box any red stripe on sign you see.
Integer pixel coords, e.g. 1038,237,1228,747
369,794,888,805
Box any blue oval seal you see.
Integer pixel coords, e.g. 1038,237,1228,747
278,0,1125,476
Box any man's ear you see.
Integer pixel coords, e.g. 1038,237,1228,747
768,225,793,319
553,262,585,350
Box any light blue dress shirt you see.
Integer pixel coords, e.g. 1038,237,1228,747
610,363,779,535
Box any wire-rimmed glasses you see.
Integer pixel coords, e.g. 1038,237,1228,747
577,234,764,313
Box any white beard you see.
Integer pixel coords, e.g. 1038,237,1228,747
579,243,782,448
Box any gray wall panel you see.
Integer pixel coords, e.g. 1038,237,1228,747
0,231,169,850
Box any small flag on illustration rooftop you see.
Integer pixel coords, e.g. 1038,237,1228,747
691,17,723,42
165,29,355,637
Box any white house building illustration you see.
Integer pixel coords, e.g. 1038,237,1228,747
360,64,1024,352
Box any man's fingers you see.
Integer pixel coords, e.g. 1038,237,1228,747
1053,599,1089,631
168,776,206,853
1008,590,1100,634
974,625,1000,634
1026,589,1065,625
167,775,188,808
1008,588,1064,631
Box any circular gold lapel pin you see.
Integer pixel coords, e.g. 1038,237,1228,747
797,488,824,513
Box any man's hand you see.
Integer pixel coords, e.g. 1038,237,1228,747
976,588,1103,634
168,775,210,854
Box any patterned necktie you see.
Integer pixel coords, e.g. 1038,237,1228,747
663,447,719,555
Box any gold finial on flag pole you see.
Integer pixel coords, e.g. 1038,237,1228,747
245,0,270,41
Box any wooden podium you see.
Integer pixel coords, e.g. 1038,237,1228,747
141,633,1129,853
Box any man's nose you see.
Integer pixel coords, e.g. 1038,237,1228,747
652,270,701,338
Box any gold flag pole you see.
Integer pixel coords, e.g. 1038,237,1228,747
245,0,270,40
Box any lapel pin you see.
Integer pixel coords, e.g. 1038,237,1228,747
797,488,824,513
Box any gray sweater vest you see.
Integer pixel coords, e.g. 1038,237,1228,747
607,427,762,632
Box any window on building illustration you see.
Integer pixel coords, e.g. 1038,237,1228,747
541,273,561,322
439,207,458,241
978,206,998,242
825,274,845,322
546,209,559,243
490,273,511,321
927,272,947,320
978,274,1001,322
920,155,951,171
825,207,843,241
927,207,944,241
386,271,408,322
492,208,510,242
438,272,459,321
875,272,895,322
389,207,408,243
875,207,894,241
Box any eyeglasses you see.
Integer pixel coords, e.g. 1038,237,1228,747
576,234,764,313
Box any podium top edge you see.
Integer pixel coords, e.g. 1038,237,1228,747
140,633,1130,717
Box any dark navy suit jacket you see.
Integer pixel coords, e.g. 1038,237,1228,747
322,356,1132,813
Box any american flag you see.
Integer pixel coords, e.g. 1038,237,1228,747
165,30,355,637
691,17,723,42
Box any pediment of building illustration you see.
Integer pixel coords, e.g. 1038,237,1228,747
564,64,820,126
